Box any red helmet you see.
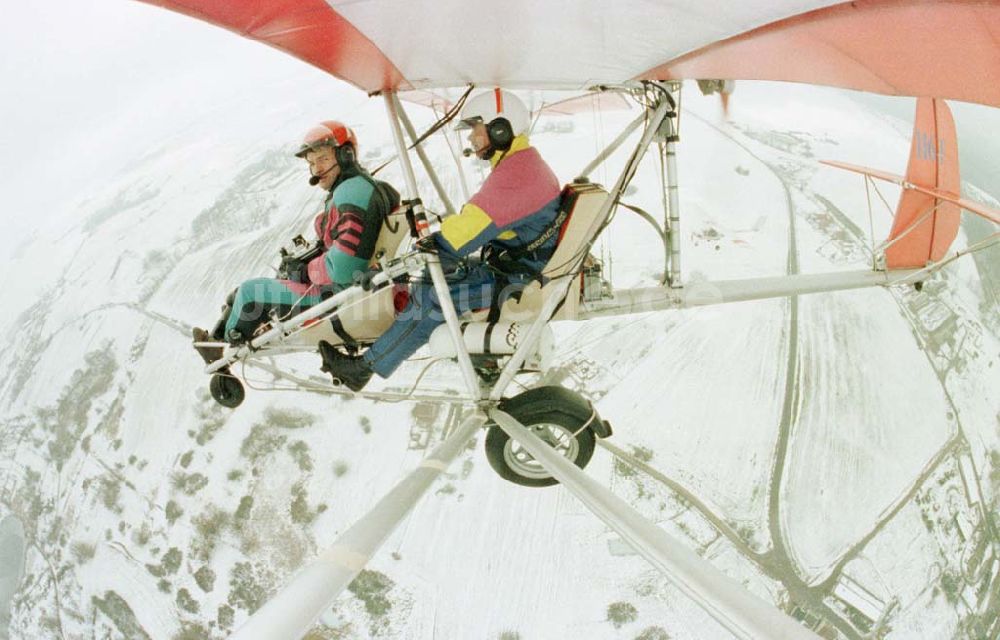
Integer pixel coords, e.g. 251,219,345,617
294,120,358,158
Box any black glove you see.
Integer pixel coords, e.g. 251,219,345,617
277,239,323,283
352,269,376,291
278,257,310,284
415,235,438,254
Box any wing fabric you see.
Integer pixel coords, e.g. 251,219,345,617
640,0,1000,107
137,0,1000,106
137,0,406,91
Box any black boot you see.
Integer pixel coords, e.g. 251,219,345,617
210,288,239,341
192,327,224,364
318,341,373,392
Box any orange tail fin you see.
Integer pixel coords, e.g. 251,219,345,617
885,98,961,269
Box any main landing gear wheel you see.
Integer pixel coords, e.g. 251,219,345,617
485,386,612,488
209,372,245,408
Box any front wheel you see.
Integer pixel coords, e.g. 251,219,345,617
485,386,602,488
209,372,245,408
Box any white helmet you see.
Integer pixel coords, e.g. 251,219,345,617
456,88,531,140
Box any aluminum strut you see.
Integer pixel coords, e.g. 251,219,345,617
393,94,457,217
229,413,483,640
663,93,682,287
488,409,819,640
575,268,923,320
383,91,482,398
576,109,645,181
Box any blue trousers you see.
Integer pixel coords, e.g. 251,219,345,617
363,262,500,378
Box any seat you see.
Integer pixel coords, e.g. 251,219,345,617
289,211,410,347
472,181,609,323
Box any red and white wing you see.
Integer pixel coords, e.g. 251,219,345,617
138,1,1000,106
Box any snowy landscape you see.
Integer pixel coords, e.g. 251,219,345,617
1,16,999,639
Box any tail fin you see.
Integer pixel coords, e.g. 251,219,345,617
885,98,960,269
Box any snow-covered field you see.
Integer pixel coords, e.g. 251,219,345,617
0,73,997,640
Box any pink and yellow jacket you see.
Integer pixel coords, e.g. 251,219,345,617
435,135,561,267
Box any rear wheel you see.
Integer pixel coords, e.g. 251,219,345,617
209,372,245,408
485,387,598,488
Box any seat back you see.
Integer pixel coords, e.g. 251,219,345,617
369,211,409,267
494,182,609,322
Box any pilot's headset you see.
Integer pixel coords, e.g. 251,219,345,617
456,88,530,159
295,120,359,184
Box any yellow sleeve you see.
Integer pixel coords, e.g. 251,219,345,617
439,203,496,254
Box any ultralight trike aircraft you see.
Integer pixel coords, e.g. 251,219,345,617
139,1,1000,638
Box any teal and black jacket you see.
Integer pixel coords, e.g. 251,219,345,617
308,167,400,286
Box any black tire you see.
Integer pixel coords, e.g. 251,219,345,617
209,372,245,408
485,387,598,488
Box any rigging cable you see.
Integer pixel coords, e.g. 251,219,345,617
370,85,476,176
864,175,878,268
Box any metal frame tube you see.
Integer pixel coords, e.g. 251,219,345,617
574,268,923,320
576,109,645,180
245,356,478,405
230,413,484,640
393,93,457,217
665,118,682,287
383,91,482,398
488,409,818,640
656,141,671,284
490,98,673,401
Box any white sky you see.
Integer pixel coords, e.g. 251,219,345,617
0,0,357,256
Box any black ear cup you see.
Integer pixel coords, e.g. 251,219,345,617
335,143,356,169
487,117,514,151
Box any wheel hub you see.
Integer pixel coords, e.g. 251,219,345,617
502,422,580,480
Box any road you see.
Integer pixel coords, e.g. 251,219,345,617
599,111,996,639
